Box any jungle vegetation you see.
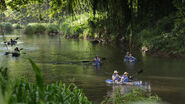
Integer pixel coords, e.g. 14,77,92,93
0,0,185,54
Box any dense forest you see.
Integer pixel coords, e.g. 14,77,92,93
0,0,185,55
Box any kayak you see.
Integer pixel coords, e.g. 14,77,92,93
93,62,101,66
12,52,20,57
106,79,142,86
124,58,136,63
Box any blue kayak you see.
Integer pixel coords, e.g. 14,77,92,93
106,79,142,86
124,58,136,63
93,62,101,66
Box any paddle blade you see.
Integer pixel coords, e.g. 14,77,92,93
137,69,143,74
15,37,19,40
101,57,106,60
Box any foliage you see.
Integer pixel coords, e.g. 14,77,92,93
0,22,13,34
0,59,91,104
24,23,46,34
101,88,161,104
12,24,24,29
47,24,59,34
60,13,90,37
24,23,59,35
1,0,185,54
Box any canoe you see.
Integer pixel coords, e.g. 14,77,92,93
106,79,142,86
4,52,11,55
12,52,20,57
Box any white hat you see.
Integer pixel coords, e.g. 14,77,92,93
124,72,128,75
114,70,118,73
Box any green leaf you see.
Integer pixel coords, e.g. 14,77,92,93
28,59,44,92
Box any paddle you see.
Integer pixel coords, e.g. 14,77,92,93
15,37,19,40
4,48,24,55
129,69,143,79
81,57,106,63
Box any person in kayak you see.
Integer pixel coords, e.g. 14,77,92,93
120,72,129,82
128,53,136,63
124,52,130,61
14,47,20,53
112,70,120,83
94,55,101,65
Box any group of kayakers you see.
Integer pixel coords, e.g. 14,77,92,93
92,51,136,66
5,38,17,46
3,38,23,57
124,52,136,63
112,70,129,83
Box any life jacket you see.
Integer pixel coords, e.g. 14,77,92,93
94,57,100,65
124,56,129,61
123,76,129,82
129,56,134,60
121,75,125,78
113,74,119,81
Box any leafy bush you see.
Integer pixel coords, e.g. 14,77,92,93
12,24,24,29
34,24,46,34
24,25,36,34
0,22,13,34
24,23,47,34
47,24,59,34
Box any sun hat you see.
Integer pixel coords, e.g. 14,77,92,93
114,70,118,73
124,72,128,75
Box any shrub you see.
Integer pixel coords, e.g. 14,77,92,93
34,24,46,34
47,24,59,34
24,23,46,34
12,24,24,29
0,22,13,34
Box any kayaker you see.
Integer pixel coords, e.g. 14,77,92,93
112,70,120,83
128,53,136,63
14,47,20,52
124,52,130,61
94,55,101,65
120,72,129,82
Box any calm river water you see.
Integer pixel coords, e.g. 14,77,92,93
0,34,185,104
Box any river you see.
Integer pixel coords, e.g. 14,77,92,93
0,34,185,104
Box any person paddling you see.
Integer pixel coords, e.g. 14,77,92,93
120,72,129,83
94,55,101,65
128,53,136,63
14,47,20,53
124,52,130,61
112,70,120,83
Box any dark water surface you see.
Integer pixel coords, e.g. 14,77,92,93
0,34,185,104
